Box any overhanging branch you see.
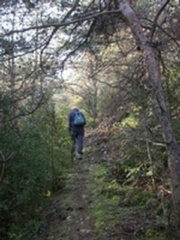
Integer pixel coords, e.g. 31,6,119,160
1,9,120,37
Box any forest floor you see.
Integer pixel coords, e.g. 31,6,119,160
34,144,179,240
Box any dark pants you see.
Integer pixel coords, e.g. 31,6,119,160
71,130,84,154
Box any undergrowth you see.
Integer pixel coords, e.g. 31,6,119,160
0,105,73,240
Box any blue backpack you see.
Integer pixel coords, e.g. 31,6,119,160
73,110,85,126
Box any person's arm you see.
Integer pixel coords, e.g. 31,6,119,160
68,113,72,132
68,111,74,131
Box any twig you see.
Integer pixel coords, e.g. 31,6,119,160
0,151,15,183
150,0,170,40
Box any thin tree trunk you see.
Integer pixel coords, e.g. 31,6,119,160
119,0,180,224
145,135,157,193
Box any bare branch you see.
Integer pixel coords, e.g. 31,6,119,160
1,9,120,38
6,93,47,122
40,0,81,72
0,151,15,162
150,0,170,40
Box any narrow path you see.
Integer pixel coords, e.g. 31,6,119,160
37,152,136,240
57,160,96,240
42,156,98,240
36,151,155,240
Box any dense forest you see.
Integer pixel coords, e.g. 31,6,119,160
1,0,180,239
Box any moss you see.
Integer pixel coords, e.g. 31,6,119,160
122,188,156,207
145,229,164,239
156,203,164,216
86,164,121,237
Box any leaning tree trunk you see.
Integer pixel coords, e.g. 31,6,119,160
119,0,180,224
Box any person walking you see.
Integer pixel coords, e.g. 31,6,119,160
68,106,86,160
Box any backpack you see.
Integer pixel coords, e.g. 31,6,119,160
73,110,85,126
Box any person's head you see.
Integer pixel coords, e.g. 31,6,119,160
71,106,79,111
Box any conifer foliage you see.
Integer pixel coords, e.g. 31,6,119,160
0,99,72,239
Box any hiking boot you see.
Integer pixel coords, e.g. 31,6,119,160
77,153,83,160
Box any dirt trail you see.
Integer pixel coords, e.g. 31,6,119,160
37,151,140,240
57,160,96,240
36,148,163,240
41,156,100,240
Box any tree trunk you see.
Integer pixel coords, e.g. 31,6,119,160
119,0,180,224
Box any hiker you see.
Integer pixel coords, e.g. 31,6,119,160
68,106,86,160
